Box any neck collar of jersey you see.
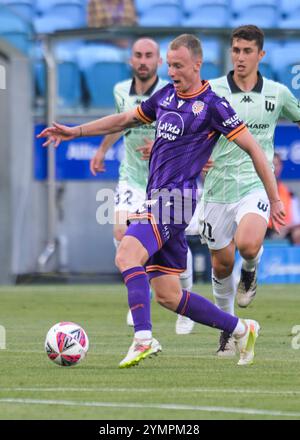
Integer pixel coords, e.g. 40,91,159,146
176,80,210,99
129,75,159,96
227,71,263,93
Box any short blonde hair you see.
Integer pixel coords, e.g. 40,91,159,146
169,34,203,59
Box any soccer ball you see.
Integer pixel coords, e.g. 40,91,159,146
45,322,89,367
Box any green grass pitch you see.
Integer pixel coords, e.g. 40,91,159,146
0,283,299,420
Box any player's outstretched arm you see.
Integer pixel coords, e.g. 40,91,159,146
90,132,122,176
37,109,143,148
234,128,286,232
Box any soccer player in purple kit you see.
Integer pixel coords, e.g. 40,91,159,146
38,34,286,368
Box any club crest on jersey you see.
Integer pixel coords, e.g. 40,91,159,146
192,100,204,116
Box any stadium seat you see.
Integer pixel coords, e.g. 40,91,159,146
183,0,229,28
138,0,182,26
33,42,82,107
0,0,34,21
270,46,300,98
279,0,300,29
0,7,32,53
231,0,279,28
280,0,300,16
77,45,130,107
36,0,85,14
201,38,222,79
259,39,282,80
34,1,86,33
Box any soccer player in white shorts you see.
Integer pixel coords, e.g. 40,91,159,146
200,25,300,356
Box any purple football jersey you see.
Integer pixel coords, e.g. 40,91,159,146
136,81,246,197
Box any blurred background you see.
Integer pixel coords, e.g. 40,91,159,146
1,0,300,285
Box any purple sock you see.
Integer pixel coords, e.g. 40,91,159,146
122,267,151,333
177,290,238,334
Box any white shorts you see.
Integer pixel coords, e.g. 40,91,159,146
114,182,145,214
199,189,270,250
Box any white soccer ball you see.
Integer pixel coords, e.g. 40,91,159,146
45,322,89,366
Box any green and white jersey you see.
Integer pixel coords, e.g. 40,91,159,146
114,76,168,191
204,72,300,203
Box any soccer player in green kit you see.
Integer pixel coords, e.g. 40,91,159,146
200,25,300,356
90,37,195,334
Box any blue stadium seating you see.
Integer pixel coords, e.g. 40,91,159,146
0,0,34,21
138,0,182,26
201,38,222,79
270,46,300,98
77,45,130,107
231,0,278,28
36,0,85,14
34,0,86,33
279,0,300,28
33,42,82,107
183,0,229,28
0,6,32,53
280,0,300,16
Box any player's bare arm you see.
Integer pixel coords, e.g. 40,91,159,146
90,132,122,176
37,109,144,148
234,128,286,232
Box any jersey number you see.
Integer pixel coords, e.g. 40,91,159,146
202,222,215,242
116,190,133,206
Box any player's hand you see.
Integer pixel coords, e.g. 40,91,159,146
136,138,153,160
270,200,286,233
37,122,80,147
90,149,106,175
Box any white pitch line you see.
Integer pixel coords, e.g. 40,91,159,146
1,387,300,396
0,398,299,418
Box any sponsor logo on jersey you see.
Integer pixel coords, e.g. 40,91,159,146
161,93,175,107
265,100,275,112
257,200,269,212
192,100,204,116
177,99,185,109
222,114,241,127
241,95,254,103
247,123,270,130
157,112,184,141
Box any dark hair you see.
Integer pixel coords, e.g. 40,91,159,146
231,25,264,51
169,34,203,59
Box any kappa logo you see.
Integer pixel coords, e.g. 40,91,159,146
241,95,254,103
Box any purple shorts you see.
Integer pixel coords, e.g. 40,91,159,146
125,192,196,279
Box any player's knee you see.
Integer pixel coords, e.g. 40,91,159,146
212,259,234,279
238,242,261,260
115,245,129,271
154,287,181,312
